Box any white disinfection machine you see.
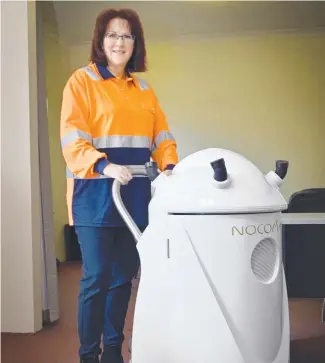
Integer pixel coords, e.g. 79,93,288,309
112,148,290,363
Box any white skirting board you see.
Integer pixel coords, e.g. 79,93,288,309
36,3,59,324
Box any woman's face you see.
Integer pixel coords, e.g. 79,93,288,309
103,17,135,70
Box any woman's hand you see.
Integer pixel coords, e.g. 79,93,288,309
163,170,173,176
103,163,133,185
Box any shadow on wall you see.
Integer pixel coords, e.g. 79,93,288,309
38,1,70,261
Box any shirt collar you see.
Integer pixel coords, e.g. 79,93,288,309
95,63,133,82
96,63,115,80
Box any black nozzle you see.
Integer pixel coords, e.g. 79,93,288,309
275,160,289,179
145,161,159,181
211,158,228,182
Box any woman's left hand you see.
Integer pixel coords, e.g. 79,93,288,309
164,170,172,176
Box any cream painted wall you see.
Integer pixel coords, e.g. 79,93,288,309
40,2,70,261
1,0,43,333
48,31,325,259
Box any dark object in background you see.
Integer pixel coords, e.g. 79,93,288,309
283,188,325,299
64,224,82,261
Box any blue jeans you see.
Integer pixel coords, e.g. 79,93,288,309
75,226,140,359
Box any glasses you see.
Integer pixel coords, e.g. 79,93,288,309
105,32,135,43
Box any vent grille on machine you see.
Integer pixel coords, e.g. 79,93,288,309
251,238,278,283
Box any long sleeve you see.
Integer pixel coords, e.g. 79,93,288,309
60,72,109,178
151,94,179,171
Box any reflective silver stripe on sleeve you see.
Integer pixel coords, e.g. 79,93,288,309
61,129,92,148
151,131,175,153
135,76,149,91
66,167,109,179
81,66,101,80
93,135,151,149
66,165,147,179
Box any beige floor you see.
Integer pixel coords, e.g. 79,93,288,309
1,262,325,363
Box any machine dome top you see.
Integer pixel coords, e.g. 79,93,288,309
151,148,288,214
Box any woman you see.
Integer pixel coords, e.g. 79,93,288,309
60,7,178,363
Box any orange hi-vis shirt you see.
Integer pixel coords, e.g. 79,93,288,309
60,62,178,227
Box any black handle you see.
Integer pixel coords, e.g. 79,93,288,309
145,161,160,181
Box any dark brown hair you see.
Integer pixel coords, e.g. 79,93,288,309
90,8,147,72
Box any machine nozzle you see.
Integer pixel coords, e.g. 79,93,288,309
265,159,289,188
211,158,228,182
275,160,289,180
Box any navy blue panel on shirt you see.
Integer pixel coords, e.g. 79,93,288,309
72,147,152,228
97,147,151,166
72,177,151,228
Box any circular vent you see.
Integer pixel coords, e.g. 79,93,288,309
251,238,278,283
